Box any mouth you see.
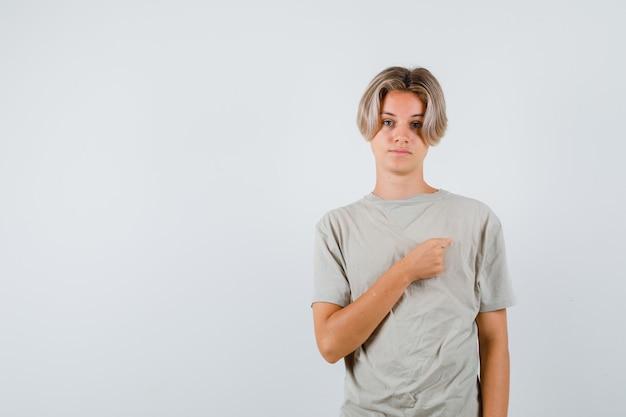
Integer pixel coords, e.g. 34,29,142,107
389,149,411,156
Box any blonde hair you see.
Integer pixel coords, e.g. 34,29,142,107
357,66,447,145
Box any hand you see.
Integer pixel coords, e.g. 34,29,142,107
402,238,452,282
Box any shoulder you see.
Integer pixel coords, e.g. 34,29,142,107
439,190,501,224
440,189,489,209
316,198,371,232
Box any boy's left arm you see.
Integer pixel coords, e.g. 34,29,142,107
476,309,510,417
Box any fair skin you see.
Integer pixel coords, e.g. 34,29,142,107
313,90,510,417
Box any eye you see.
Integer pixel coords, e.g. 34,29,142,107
382,119,394,127
411,121,423,129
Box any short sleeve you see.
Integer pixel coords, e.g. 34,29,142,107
476,215,517,312
312,214,352,307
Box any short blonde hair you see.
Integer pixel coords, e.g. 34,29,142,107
357,66,447,145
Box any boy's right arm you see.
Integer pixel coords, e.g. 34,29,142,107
312,237,452,363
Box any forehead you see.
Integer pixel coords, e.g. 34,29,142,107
381,90,425,114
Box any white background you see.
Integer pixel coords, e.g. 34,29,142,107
1,1,625,416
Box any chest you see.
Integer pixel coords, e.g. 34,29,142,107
338,209,482,304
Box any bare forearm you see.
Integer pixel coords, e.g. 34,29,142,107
314,238,451,363
314,260,413,363
479,339,510,417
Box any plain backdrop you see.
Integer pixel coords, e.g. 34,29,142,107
1,1,625,416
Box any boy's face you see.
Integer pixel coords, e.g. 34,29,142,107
370,90,429,177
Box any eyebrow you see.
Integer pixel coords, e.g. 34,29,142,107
381,111,425,117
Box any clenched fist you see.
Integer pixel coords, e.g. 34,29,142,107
401,238,453,282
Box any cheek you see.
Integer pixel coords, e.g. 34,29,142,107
369,135,383,151
420,142,430,157
413,133,428,146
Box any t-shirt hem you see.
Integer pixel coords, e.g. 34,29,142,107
311,298,348,308
479,298,516,313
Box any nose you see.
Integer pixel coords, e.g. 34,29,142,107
393,125,410,143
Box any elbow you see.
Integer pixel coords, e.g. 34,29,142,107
320,351,342,364
313,303,351,364
316,339,345,364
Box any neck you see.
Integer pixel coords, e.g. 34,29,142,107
372,171,437,200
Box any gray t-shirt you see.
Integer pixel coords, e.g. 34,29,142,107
313,190,516,417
